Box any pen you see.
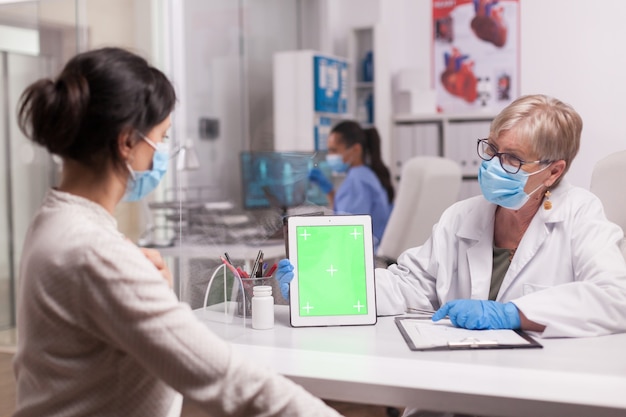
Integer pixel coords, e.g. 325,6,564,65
265,263,278,277
223,252,233,265
220,256,240,277
406,307,436,315
251,250,263,278
256,254,264,278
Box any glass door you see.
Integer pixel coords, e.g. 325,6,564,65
162,0,301,306
0,0,71,330
0,51,57,330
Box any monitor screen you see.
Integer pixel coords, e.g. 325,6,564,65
240,151,330,211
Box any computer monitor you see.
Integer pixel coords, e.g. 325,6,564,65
240,151,330,212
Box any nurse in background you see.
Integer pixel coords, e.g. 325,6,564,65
309,120,394,251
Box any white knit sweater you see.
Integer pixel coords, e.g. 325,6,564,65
13,189,341,417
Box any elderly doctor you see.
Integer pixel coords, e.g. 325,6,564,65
375,93,626,338
277,94,626,338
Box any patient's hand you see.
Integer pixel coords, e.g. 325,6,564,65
140,247,173,288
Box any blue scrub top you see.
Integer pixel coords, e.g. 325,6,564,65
333,165,392,251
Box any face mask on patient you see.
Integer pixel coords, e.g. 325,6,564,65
123,135,169,202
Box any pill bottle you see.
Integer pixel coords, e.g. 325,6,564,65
251,285,274,330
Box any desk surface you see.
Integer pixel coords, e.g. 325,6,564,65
193,305,626,417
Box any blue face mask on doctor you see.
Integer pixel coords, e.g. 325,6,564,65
478,158,550,210
123,133,169,202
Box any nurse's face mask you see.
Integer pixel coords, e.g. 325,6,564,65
476,139,552,210
326,144,356,173
123,133,169,202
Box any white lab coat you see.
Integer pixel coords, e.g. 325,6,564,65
375,181,626,338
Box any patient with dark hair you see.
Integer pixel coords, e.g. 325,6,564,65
13,46,341,417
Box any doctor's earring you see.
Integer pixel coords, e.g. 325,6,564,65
543,190,552,210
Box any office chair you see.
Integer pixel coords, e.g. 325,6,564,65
590,150,626,232
376,156,462,265
590,150,626,259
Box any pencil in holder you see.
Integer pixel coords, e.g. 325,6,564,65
236,276,266,318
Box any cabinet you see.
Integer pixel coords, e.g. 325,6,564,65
273,50,349,152
348,25,392,166
393,113,496,200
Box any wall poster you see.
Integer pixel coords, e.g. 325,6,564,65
433,0,520,113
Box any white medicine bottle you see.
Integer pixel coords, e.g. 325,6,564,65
252,285,274,330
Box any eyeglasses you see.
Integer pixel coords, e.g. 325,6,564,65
476,138,550,174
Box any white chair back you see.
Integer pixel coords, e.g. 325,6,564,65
377,156,462,263
590,150,626,233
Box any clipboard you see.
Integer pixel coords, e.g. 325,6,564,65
395,316,542,351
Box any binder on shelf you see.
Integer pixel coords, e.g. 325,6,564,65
314,116,332,151
313,55,348,114
273,50,349,152
395,316,542,351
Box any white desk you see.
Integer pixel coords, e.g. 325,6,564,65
193,305,626,417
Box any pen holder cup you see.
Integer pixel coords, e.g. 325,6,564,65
236,277,269,318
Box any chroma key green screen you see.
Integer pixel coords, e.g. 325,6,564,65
295,224,368,316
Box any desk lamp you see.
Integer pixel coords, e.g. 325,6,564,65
176,138,200,171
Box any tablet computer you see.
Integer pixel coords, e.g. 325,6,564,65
287,215,377,327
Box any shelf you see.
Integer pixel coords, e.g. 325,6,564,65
394,112,498,123
355,82,374,89
315,112,353,119
392,113,494,201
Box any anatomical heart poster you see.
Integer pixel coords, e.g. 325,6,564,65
433,0,519,113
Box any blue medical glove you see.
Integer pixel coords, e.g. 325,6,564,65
308,168,333,194
276,258,294,300
432,299,521,330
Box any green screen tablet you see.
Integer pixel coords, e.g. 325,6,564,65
287,215,377,327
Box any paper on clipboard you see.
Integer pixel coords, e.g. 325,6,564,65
395,317,542,351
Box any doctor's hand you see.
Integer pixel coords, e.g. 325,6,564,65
276,258,294,300
139,247,173,289
308,168,333,194
432,299,521,330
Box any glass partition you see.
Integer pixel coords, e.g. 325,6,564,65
0,0,78,331
160,0,305,307
0,0,308,327
0,1,42,330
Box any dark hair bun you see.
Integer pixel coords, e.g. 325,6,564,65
18,47,176,171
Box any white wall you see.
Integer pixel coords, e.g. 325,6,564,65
381,0,431,87
325,0,380,57
520,1,626,188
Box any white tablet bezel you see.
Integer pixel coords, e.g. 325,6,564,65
287,214,377,327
